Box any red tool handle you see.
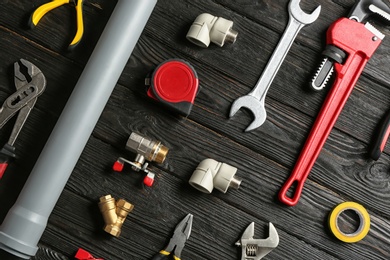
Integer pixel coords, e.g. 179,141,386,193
279,18,382,206
0,143,16,179
370,110,390,160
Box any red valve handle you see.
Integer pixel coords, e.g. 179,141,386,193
112,160,124,172
279,18,382,206
143,172,155,187
75,248,104,260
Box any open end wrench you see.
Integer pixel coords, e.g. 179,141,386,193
229,0,321,132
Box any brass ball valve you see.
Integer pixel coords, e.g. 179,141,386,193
113,132,169,186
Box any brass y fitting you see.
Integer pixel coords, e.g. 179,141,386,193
98,195,134,237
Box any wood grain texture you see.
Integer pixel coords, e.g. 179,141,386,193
0,0,389,259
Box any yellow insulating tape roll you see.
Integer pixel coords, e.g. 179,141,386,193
328,201,370,243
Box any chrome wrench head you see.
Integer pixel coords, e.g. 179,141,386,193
289,0,321,25
229,95,267,132
235,222,279,260
229,0,321,132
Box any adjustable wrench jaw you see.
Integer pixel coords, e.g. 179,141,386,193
235,222,279,260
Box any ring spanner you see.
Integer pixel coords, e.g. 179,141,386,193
279,0,390,206
229,0,321,132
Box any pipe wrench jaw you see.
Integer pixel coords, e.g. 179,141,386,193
348,0,390,23
311,0,390,91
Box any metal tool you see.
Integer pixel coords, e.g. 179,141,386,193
152,214,193,260
235,222,279,260
279,0,390,206
369,109,390,160
229,0,321,132
29,0,85,49
0,59,46,179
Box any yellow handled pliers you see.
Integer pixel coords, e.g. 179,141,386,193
29,0,84,50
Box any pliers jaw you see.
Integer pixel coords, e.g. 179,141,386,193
0,59,47,127
0,59,46,179
154,214,193,260
14,59,45,90
165,214,193,258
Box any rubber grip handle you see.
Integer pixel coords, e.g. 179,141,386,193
69,0,84,49
0,143,16,179
0,163,9,179
151,253,169,260
30,0,70,28
370,110,390,160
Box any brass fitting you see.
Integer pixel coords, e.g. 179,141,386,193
113,132,170,187
126,132,169,166
98,195,134,237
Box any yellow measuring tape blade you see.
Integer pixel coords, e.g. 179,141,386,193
328,201,370,243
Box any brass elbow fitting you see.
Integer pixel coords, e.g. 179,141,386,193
98,195,134,237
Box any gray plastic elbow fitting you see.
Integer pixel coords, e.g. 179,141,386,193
186,13,238,47
189,159,242,193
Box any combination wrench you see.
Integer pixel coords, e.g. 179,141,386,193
229,0,321,132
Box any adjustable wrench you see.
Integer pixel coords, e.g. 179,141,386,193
229,0,321,132
235,222,279,260
279,0,390,206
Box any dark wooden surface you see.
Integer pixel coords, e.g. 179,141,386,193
1,0,390,259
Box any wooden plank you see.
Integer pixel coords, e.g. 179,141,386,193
91,83,390,258
0,0,389,259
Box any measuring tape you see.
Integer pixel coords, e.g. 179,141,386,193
328,201,370,243
146,59,199,116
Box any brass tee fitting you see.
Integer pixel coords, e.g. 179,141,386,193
98,195,134,237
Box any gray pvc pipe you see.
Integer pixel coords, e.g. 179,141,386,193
0,0,157,258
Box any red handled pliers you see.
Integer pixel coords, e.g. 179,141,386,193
0,59,46,179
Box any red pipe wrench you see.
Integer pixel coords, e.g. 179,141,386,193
279,0,390,206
